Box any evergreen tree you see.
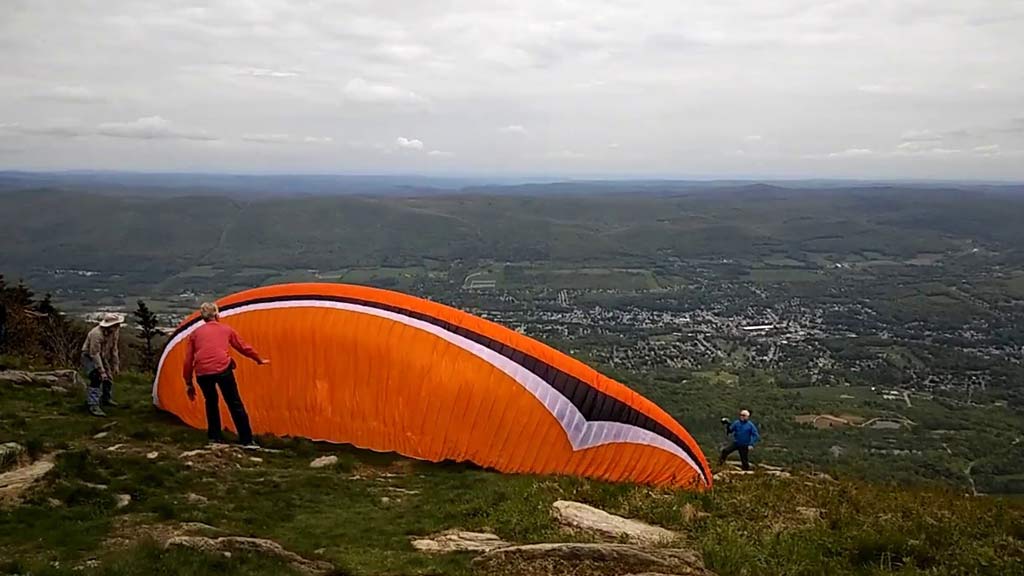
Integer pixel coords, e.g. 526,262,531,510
134,299,160,373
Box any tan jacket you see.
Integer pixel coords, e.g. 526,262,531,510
81,326,120,377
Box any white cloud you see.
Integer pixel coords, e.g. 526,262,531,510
242,134,332,144
900,129,942,142
428,150,453,157
242,133,293,144
858,84,910,95
232,67,300,78
395,137,424,150
973,144,1000,156
827,148,874,158
97,116,216,141
2,0,1024,178
7,120,90,138
343,78,424,104
498,125,528,135
895,142,961,156
374,43,431,62
744,135,764,142
40,85,102,103
548,149,585,159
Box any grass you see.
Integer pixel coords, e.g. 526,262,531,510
1,372,1023,574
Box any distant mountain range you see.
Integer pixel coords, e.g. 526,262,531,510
2,170,1021,198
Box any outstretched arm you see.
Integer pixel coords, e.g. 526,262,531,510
229,328,264,364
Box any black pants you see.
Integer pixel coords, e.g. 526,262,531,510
86,369,113,407
719,442,750,470
196,367,252,444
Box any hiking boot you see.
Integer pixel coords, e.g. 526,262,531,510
207,438,228,447
88,405,107,417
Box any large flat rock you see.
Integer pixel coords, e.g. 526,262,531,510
0,370,84,392
471,543,714,576
552,500,678,545
411,530,512,553
165,536,333,574
0,456,55,504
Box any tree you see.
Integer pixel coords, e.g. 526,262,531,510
134,299,160,373
36,293,57,316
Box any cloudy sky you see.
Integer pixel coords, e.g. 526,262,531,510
2,0,1023,179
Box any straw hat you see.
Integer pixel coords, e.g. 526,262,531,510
98,313,125,328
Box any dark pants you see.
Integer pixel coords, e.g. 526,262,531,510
85,369,114,407
196,367,253,444
719,442,751,470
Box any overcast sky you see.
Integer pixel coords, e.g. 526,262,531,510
2,0,1023,179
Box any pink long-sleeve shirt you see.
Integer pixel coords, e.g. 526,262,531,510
182,320,262,380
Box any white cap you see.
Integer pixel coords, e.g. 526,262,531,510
739,409,750,417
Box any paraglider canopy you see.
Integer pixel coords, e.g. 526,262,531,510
154,283,712,489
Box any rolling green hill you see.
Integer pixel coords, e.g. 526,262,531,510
3,185,1024,298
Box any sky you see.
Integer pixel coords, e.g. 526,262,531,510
1,0,1023,180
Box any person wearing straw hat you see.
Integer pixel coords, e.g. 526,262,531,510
81,312,124,417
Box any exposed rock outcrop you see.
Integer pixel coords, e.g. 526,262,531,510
472,543,714,576
552,500,678,545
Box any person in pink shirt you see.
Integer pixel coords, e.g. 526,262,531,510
183,302,269,448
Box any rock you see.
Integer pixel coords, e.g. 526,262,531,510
471,543,713,576
712,469,754,482
807,472,837,483
0,456,55,504
82,482,109,490
0,442,25,470
309,455,338,469
249,457,263,463
795,507,824,521
186,493,209,505
0,369,84,392
412,530,512,553
177,522,222,534
115,494,132,509
106,444,126,452
551,501,678,546
387,487,420,495
92,432,109,439
147,452,160,460
164,536,333,574
100,421,119,431
380,497,391,504
47,497,63,507
679,503,710,523
179,449,207,458
764,470,791,478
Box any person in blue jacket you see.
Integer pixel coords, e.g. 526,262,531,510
719,409,760,470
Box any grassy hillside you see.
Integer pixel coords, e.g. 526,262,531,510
2,372,1022,575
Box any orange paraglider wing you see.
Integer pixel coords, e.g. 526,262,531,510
153,283,712,489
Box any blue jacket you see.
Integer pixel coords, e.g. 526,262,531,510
729,420,760,446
